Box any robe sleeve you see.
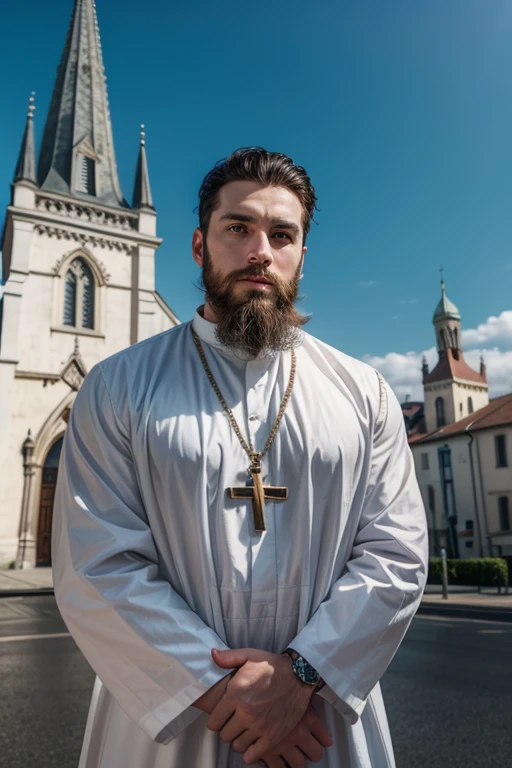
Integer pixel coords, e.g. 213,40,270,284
52,364,231,745
289,374,428,724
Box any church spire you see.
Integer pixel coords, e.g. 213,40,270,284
13,93,37,186
37,0,125,207
132,125,155,211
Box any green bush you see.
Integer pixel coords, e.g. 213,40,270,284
428,557,508,587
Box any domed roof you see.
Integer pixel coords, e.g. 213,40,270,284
433,281,460,322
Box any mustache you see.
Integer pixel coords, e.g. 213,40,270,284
225,265,279,288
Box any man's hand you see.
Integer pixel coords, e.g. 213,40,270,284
193,674,232,714
261,704,333,767
207,647,314,765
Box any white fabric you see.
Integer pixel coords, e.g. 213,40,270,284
52,310,428,768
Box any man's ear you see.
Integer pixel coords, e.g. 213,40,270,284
192,228,204,267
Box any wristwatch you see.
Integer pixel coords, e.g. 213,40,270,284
284,648,324,691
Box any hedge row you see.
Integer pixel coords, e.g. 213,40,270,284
428,557,509,587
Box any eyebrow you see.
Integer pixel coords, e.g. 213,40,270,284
219,212,300,234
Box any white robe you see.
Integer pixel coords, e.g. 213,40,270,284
52,311,428,768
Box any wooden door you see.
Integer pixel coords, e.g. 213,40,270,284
37,467,58,567
36,437,64,567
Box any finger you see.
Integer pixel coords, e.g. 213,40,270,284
308,714,333,747
295,733,323,763
278,747,307,768
207,699,236,732
232,728,258,754
261,757,287,768
243,737,267,765
219,714,246,745
212,648,249,668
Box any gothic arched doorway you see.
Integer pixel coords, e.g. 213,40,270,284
36,437,64,567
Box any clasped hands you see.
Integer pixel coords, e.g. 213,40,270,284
194,647,333,767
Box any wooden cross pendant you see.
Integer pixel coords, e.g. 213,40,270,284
229,455,288,533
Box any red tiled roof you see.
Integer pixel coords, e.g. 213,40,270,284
412,392,512,444
423,348,487,386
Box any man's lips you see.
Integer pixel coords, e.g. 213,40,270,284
239,277,272,286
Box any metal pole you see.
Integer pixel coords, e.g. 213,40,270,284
441,547,449,600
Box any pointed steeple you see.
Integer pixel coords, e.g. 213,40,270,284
132,125,155,211
37,0,125,207
14,94,37,186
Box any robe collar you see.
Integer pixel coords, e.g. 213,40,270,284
192,307,267,362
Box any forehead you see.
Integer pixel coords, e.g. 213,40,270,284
214,181,303,225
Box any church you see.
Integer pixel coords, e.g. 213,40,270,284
409,283,512,564
0,0,179,568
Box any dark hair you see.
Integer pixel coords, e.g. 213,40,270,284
198,147,317,243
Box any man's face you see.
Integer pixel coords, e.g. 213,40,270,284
192,181,307,318
191,181,308,356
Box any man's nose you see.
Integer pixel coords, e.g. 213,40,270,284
247,232,273,267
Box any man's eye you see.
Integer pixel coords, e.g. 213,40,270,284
273,232,292,241
229,225,246,233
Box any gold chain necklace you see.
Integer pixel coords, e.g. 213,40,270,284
191,326,296,533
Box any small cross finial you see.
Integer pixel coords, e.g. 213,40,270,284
28,92,36,120
439,264,445,286
140,124,146,146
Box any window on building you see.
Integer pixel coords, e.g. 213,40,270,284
75,153,96,195
63,258,95,330
468,397,474,414
498,497,510,531
459,403,463,417
438,444,459,558
495,435,508,468
435,397,445,428
421,453,429,470
427,485,435,512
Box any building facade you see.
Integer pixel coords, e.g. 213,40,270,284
410,284,512,562
0,0,179,568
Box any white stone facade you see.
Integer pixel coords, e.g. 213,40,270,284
0,182,179,567
412,423,512,559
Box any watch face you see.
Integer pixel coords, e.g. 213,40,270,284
294,656,320,685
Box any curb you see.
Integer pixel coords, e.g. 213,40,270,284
417,602,512,623
0,588,54,599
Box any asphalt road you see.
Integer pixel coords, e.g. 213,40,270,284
0,595,510,768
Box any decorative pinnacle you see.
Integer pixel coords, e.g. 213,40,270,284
140,124,146,146
74,336,80,355
28,92,36,120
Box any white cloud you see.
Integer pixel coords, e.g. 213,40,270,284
462,310,512,347
363,311,512,403
359,280,378,287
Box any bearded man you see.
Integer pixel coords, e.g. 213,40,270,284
52,147,428,768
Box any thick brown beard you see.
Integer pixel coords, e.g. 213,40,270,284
201,245,309,358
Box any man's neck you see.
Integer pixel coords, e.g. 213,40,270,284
202,301,219,324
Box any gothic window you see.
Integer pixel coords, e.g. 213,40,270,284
75,153,96,195
63,258,95,330
421,453,429,470
435,397,445,428
498,497,510,531
468,397,474,414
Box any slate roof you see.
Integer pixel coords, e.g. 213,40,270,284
37,0,126,207
411,392,512,444
14,95,37,186
423,348,487,386
433,281,460,321
132,128,154,211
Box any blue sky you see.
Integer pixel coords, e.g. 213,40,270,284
2,0,512,398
